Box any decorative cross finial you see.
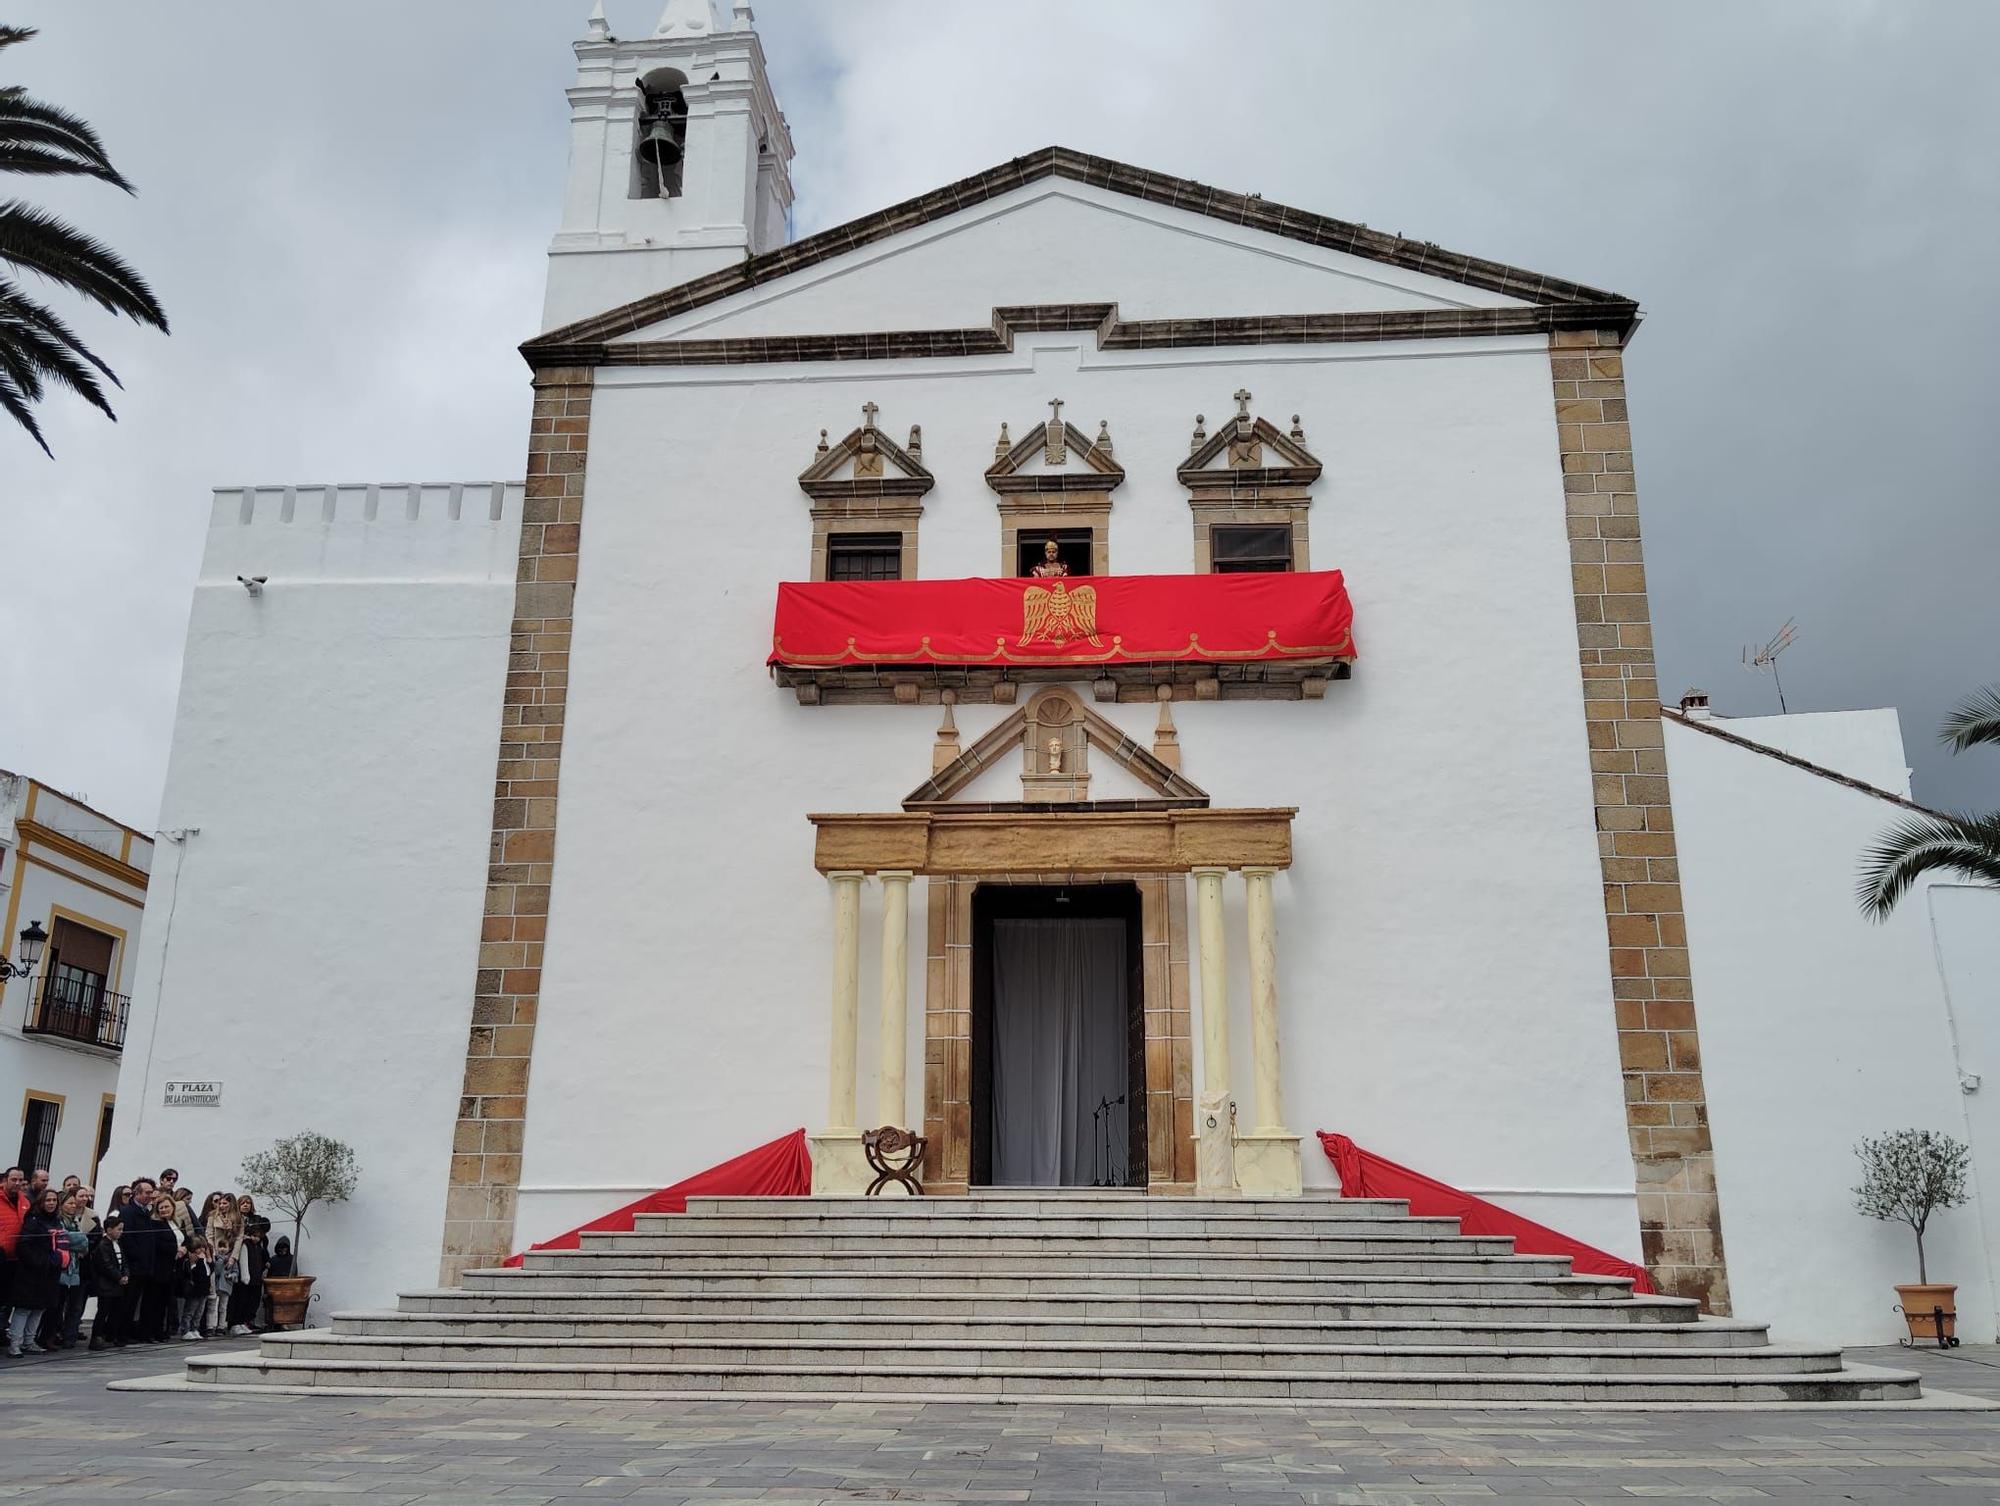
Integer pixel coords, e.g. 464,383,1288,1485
861,400,879,430
1048,397,1064,424
1233,388,1253,421
1044,398,1066,465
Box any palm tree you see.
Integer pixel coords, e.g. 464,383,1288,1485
1857,684,2000,919
1,24,168,455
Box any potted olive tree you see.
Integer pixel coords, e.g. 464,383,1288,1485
239,1130,359,1328
1853,1128,1971,1344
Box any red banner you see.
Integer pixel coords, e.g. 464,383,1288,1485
770,570,1355,668
1317,1131,1655,1293
502,1128,812,1266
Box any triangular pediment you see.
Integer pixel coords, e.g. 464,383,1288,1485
799,405,934,501
906,688,1206,809
985,411,1124,496
526,149,1637,363
1179,399,1322,494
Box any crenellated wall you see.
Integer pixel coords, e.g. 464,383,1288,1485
105,481,523,1316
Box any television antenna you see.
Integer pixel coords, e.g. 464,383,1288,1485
1741,618,1798,714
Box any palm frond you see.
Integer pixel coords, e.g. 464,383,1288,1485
0,201,168,329
0,27,36,53
0,142,132,186
0,294,117,418
0,111,131,190
0,278,117,380
0,367,49,455
1940,685,2000,754
1857,810,2000,920
0,92,130,189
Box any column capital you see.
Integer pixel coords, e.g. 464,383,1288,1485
1240,865,1280,878
1189,864,1230,879
827,869,866,883
877,869,915,885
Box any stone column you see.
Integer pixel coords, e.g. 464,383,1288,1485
1191,866,1236,1194
1235,866,1301,1196
810,871,868,1193
875,871,914,1131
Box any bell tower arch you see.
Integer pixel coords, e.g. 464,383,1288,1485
543,0,794,330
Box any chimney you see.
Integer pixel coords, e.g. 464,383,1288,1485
1678,689,1712,721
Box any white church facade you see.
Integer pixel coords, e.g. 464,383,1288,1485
106,0,1998,1351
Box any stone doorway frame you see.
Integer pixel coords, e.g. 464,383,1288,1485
808,806,1295,1197
929,871,1191,1194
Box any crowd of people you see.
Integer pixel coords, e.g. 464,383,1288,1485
0,1164,294,1357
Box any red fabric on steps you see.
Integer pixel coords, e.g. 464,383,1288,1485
502,1128,813,1267
1316,1130,1654,1294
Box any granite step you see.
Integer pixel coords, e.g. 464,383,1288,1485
646,1208,1437,1237
518,1248,1570,1276
581,1228,1515,1255
343,1308,1761,1347
465,1266,1634,1300
264,1331,1836,1376
399,1286,1694,1324
184,1351,1921,1404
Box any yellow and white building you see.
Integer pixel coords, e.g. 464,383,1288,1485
0,772,151,1184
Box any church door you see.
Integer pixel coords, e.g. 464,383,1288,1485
970,883,1146,1187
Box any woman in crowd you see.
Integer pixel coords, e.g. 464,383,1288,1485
199,1191,238,1336
6,1187,63,1356
226,1194,269,1335
51,1191,88,1349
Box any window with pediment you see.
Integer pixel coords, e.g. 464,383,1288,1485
1179,390,1323,574
797,403,934,581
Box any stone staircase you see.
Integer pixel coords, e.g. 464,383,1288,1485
182,1191,1921,1405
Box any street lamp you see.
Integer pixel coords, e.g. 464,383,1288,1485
1,920,47,979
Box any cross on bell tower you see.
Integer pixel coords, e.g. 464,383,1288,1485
543,0,796,330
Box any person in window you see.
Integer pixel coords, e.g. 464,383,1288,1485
1029,538,1069,579
7,1186,63,1356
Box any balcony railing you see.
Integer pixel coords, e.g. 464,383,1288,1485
23,972,129,1052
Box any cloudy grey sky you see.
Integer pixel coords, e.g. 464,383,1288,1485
3,1,1996,826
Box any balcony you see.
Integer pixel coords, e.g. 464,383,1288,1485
23,972,129,1053
769,569,1356,705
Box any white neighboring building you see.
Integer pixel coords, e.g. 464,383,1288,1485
0,773,151,1186
1667,703,2000,1343
101,1,1997,1338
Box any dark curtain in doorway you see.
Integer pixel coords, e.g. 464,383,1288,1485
989,917,1129,1185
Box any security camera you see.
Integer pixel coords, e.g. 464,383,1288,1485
238,575,267,596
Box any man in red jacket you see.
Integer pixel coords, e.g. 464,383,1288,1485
0,1166,27,1329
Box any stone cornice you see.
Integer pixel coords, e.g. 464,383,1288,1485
525,146,1637,364
528,300,1636,370
808,806,1295,876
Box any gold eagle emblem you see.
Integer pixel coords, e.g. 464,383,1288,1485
1019,581,1101,647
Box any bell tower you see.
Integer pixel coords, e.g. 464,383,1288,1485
542,0,795,330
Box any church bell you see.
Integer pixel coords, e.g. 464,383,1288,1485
637,89,689,173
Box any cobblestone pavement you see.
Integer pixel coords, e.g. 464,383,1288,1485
0,1343,1997,1503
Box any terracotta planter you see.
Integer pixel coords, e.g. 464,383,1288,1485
263,1274,316,1328
1895,1282,1957,1343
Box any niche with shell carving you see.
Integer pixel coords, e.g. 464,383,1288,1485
1022,688,1089,802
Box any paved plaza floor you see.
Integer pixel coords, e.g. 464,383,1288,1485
0,1342,1998,1503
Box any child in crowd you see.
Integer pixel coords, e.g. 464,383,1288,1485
176,1238,214,1341
86,1212,128,1350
